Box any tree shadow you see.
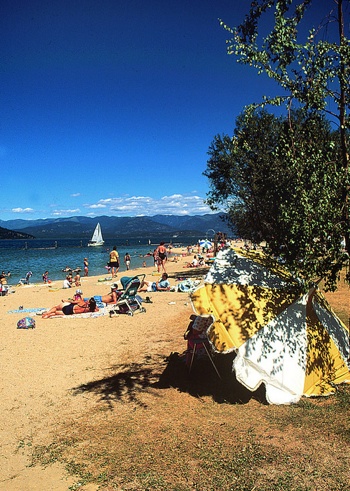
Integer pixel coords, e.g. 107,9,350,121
72,360,160,409
169,266,209,280
72,350,267,409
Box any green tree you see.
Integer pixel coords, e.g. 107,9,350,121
207,0,349,288
205,107,345,290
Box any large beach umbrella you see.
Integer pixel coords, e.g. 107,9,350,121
198,239,213,249
191,248,350,404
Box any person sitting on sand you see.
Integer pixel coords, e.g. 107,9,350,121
42,297,98,318
98,283,124,304
138,273,170,292
185,256,198,268
74,272,81,287
62,274,73,289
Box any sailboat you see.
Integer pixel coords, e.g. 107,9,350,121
88,222,104,247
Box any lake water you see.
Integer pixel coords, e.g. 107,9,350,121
0,237,197,284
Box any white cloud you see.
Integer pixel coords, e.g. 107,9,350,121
71,193,81,197
88,203,106,209
12,207,34,213
52,208,81,216
83,194,214,216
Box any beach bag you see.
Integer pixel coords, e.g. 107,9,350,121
17,317,36,329
178,279,201,293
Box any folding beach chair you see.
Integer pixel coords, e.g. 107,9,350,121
185,315,221,379
110,275,146,316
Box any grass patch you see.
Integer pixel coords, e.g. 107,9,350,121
30,381,350,490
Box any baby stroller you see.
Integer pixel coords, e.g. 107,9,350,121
110,275,146,316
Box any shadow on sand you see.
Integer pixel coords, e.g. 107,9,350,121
155,350,267,405
72,349,267,408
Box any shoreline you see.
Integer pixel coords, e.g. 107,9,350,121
0,243,211,285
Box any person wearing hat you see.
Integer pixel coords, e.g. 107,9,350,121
100,282,121,304
72,289,83,301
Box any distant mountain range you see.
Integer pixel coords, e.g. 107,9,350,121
0,226,34,240
0,213,232,240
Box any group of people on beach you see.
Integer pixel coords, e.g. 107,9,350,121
42,241,172,319
21,240,184,318
42,269,171,318
42,290,96,319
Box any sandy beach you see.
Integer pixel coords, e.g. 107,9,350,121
1,241,349,491
0,246,210,490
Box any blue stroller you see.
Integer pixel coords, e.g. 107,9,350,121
110,275,146,316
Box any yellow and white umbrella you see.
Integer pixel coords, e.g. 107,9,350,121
191,248,350,404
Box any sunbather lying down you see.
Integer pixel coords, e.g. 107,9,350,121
138,273,170,292
42,298,98,318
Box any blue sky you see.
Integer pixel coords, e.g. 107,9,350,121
0,0,337,220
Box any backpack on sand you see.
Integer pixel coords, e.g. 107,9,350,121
17,317,36,329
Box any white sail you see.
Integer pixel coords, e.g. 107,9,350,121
88,223,104,247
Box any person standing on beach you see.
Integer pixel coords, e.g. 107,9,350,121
109,246,120,278
124,252,131,271
84,258,89,276
155,241,167,273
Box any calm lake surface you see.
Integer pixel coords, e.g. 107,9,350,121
0,237,198,284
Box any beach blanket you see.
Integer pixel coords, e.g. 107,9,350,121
9,304,107,318
58,310,106,319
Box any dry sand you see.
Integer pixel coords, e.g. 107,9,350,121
0,246,208,491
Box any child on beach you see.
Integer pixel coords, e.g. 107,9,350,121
124,252,131,271
74,272,81,286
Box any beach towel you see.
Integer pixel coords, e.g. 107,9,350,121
8,308,46,314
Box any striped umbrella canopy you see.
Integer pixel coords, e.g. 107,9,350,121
191,248,350,404
198,239,213,249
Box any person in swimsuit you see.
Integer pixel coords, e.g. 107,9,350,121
100,283,122,304
42,297,98,319
109,246,120,278
155,241,167,273
84,258,89,277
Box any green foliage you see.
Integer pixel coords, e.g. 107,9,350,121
208,0,350,290
205,108,348,290
222,0,350,118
